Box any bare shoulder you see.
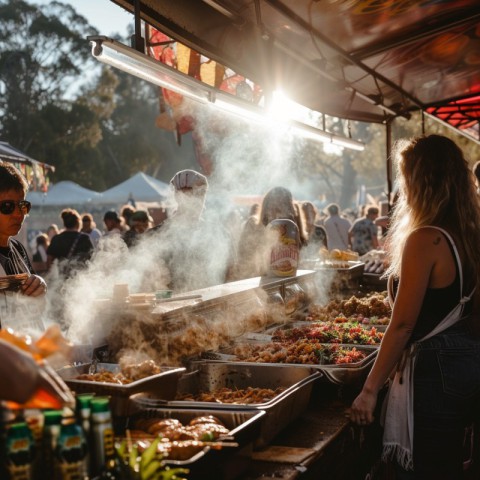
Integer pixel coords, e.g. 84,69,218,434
406,227,447,251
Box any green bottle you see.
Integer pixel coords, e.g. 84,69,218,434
90,397,120,479
5,422,35,480
41,410,63,480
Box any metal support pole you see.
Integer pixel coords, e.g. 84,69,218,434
132,0,145,53
386,121,393,209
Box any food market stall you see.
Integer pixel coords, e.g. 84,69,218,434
0,259,393,477
4,0,480,478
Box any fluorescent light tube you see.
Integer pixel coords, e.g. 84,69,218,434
88,36,365,151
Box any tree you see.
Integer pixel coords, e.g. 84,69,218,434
0,0,99,148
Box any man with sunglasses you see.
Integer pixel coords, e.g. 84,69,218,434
0,162,47,330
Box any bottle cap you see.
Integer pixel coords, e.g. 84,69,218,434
76,393,95,409
43,410,63,426
90,396,111,413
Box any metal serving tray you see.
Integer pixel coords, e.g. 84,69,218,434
202,342,377,369
132,362,322,448
263,321,384,344
125,407,266,479
57,363,186,398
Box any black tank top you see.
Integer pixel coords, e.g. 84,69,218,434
391,231,472,341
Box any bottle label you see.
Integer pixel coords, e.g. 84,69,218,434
268,219,299,277
7,463,32,480
55,425,87,480
104,428,115,458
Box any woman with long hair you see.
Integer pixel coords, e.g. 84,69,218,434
350,135,480,479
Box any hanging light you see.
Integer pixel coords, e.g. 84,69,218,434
88,36,365,151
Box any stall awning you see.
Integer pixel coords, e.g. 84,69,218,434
0,141,55,192
110,0,480,142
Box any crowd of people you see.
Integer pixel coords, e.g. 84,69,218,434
27,172,388,289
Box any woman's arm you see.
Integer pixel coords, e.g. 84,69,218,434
349,229,438,423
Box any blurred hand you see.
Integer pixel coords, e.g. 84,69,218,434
21,274,47,297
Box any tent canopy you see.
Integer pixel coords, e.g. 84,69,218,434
98,172,170,205
27,181,101,206
111,0,480,143
0,141,55,191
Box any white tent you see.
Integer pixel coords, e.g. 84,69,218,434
27,181,101,206
98,172,170,205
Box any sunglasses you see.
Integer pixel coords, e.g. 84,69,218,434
0,200,32,215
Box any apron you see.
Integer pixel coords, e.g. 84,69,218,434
0,240,45,334
381,227,476,470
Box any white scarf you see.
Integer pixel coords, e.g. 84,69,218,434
382,227,476,470
0,239,31,276
0,240,45,334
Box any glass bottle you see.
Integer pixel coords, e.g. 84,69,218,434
4,421,35,480
90,397,120,479
54,415,88,480
41,410,63,479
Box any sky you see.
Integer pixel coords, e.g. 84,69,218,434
27,0,133,36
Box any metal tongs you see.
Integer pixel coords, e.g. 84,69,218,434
88,357,98,375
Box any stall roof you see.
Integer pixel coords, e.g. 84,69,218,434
110,0,480,141
0,141,55,191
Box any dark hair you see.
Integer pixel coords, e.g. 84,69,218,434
104,210,121,223
473,161,480,182
0,162,29,194
61,208,81,229
327,203,339,215
367,206,379,216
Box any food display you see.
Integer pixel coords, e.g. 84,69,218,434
230,341,369,365
360,249,387,274
270,322,383,345
59,363,186,400
134,415,230,443
306,291,391,325
175,386,286,404
321,248,360,262
75,359,164,384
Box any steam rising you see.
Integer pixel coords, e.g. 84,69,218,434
40,103,334,359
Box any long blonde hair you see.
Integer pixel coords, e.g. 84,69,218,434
386,135,480,285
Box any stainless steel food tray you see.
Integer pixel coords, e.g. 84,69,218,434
132,362,322,447
57,363,186,397
263,321,385,344
125,407,266,478
201,342,377,370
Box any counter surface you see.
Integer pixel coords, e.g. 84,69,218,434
238,381,386,480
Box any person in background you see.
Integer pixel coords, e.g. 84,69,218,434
149,169,234,292
80,213,102,248
236,186,301,279
348,205,379,255
31,233,49,275
120,204,136,231
46,224,60,241
350,135,480,479
299,201,327,259
103,210,124,236
323,203,352,251
47,208,94,275
123,209,152,248
0,162,48,330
